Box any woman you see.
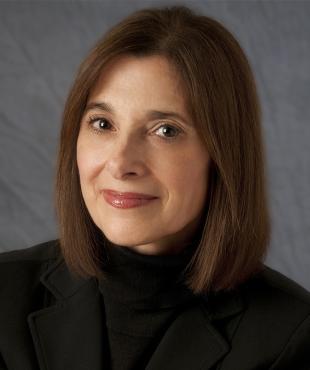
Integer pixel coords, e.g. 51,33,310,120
0,5,309,370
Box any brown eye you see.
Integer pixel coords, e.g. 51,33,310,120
87,116,113,134
155,124,181,139
93,118,111,130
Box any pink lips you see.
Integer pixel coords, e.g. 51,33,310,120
102,189,158,209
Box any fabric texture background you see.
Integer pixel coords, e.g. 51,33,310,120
0,1,309,290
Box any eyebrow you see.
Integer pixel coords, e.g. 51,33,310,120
84,101,190,125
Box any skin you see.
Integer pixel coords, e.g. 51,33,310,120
77,54,210,255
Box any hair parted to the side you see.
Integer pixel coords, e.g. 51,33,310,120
54,4,271,294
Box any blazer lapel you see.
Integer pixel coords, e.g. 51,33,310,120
27,257,107,370
146,290,246,370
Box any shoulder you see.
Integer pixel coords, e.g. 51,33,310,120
0,239,61,296
0,239,60,264
203,265,310,368
204,264,310,322
244,264,310,314
241,264,310,338
230,265,310,368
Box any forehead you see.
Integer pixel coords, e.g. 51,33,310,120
88,54,186,103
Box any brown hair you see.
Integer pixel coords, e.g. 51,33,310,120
55,4,271,294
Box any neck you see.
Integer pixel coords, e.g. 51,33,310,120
98,238,200,310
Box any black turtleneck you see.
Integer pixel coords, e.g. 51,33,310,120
97,239,201,370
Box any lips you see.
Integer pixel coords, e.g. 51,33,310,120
101,189,158,209
102,189,157,200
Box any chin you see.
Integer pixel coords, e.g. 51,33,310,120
101,229,148,248
102,231,172,256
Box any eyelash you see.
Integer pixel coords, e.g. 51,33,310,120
85,115,182,141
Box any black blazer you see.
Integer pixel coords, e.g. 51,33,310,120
0,239,309,370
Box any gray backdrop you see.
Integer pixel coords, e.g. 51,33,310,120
0,0,309,290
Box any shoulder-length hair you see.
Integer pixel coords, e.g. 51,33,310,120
55,4,271,294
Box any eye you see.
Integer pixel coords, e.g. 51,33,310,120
87,116,112,133
155,124,181,140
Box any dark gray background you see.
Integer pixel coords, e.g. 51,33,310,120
0,0,309,290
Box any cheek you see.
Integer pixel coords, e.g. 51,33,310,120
76,136,102,183
76,143,90,183
170,165,207,201
163,148,209,194
172,154,209,218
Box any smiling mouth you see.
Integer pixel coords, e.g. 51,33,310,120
102,191,158,209
102,188,158,199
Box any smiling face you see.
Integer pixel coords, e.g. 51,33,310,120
77,54,210,255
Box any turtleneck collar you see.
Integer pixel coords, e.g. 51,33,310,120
98,238,201,310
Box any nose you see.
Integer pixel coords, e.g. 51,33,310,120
105,135,147,180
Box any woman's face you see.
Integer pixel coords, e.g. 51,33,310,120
77,54,210,255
